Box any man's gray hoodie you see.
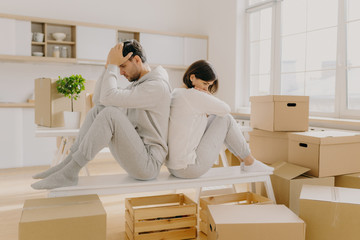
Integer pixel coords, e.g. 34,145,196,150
92,64,172,164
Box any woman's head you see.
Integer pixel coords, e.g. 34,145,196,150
183,60,218,94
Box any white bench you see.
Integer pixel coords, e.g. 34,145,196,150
48,166,276,203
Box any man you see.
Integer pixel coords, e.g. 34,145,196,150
32,40,172,189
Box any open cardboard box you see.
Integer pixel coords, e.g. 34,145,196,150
207,204,305,240
270,161,334,215
299,185,360,240
35,78,95,127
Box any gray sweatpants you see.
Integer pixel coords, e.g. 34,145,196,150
169,114,251,179
70,105,162,180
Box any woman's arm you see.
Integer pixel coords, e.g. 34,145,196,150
186,88,231,116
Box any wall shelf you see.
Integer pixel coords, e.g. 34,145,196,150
0,102,34,108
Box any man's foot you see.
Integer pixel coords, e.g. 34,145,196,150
243,159,274,172
32,153,73,179
31,160,81,190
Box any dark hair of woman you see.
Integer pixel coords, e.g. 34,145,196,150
122,39,147,63
183,60,218,94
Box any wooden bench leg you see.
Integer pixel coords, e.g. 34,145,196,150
263,175,276,203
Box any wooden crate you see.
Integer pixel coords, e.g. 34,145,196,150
199,192,273,236
125,193,197,240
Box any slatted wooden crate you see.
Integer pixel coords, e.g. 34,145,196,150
125,193,197,240
199,192,273,237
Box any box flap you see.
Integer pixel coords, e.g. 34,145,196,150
288,131,360,144
250,95,309,103
249,129,290,139
21,194,105,223
208,204,304,224
300,185,360,204
272,161,310,180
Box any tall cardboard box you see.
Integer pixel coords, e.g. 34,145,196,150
250,95,309,132
288,131,360,177
249,129,291,164
19,194,106,240
335,172,360,189
35,78,96,127
207,205,305,240
299,185,360,240
270,161,334,215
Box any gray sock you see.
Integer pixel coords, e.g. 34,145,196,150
31,160,82,190
32,152,74,179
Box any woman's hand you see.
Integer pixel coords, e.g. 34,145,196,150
106,43,133,68
194,86,211,95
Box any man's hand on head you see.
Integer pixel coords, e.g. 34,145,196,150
106,43,133,67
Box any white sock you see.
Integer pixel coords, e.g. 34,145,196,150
243,159,274,172
32,153,73,179
31,160,81,190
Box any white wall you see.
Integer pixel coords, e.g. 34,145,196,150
199,0,245,111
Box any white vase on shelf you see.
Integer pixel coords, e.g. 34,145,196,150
63,111,81,129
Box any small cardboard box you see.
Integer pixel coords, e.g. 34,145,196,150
250,95,309,132
199,192,273,236
35,78,95,127
249,129,291,164
207,205,305,240
335,172,360,189
270,161,334,215
288,131,360,177
19,194,106,240
299,185,360,240
125,193,197,240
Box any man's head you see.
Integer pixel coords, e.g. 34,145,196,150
119,39,148,82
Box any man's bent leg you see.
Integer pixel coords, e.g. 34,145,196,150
32,105,106,179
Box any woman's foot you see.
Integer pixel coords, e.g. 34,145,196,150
243,159,274,172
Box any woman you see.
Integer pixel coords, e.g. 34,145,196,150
166,60,273,178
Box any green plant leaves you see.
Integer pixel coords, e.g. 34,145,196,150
57,74,86,112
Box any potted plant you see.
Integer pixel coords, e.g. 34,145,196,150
57,74,86,129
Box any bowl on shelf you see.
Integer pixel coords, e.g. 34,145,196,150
52,32,66,41
32,52,44,57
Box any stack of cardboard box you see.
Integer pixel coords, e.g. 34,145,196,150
249,95,335,214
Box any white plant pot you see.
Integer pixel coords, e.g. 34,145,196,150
63,111,81,129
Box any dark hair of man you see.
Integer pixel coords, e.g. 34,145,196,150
183,60,219,94
122,39,147,63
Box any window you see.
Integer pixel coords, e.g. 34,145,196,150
244,0,360,119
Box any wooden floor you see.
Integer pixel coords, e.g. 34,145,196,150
0,155,210,240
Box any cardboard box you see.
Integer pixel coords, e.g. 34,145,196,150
249,129,291,164
270,161,334,215
335,172,360,189
250,95,309,132
35,78,95,127
199,192,273,236
19,194,106,240
207,205,305,240
299,185,360,240
288,131,360,177
125,193,197,240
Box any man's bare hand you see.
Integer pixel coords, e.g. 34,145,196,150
106,43,133,67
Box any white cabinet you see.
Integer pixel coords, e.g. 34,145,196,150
184,37,208,65
0,18,31,56
140,33,208,67
76,26,117,61
0,108,56,168
140,33,184,66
